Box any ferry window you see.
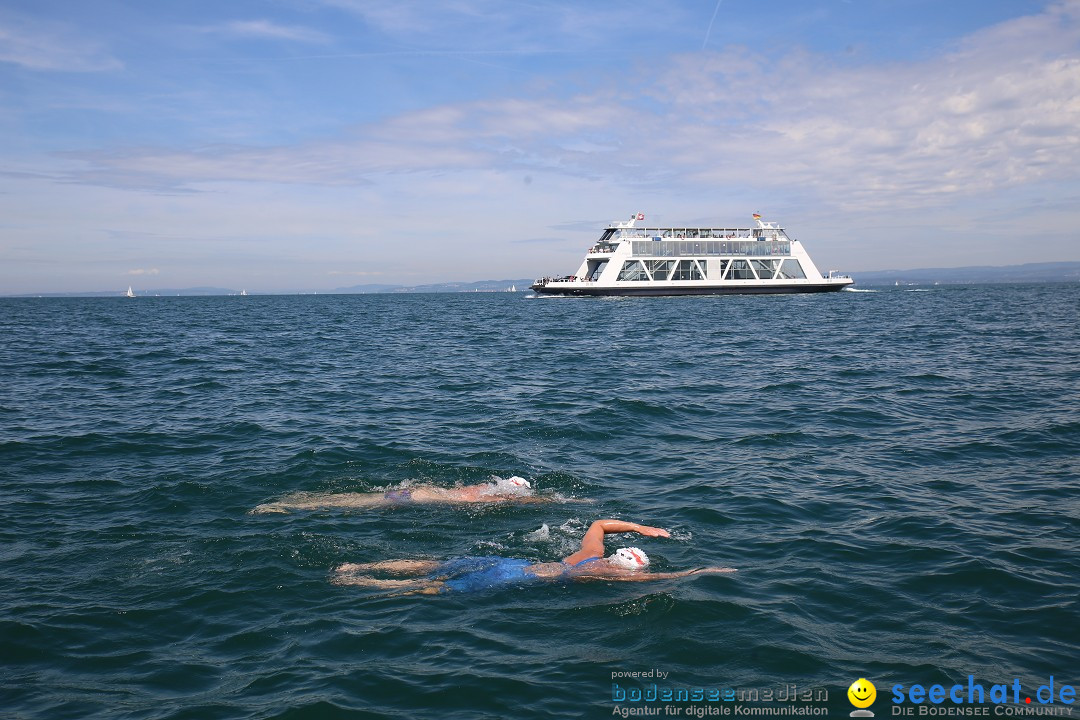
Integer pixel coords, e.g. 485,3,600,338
751,260,777,279
617,260,649,281
719,260,730,277
729,260,754,279
777,259,806,279
646,260,674,280
671,259,703,280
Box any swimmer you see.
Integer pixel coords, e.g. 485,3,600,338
331,519,736,594
251,476,557,514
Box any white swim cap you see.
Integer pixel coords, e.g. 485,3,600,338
492,476,531,491
609,547,649,570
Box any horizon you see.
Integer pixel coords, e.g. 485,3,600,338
8,258,1080,297
2,0,1080,294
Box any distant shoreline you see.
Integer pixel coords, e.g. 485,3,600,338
4,261,1079,297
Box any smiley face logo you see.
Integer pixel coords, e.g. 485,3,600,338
848,678,877,709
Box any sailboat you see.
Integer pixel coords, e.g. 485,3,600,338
240,289,248,296
125,286,136,298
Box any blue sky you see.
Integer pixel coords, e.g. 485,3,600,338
1,0,1077,293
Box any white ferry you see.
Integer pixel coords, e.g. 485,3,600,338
531,213,853,296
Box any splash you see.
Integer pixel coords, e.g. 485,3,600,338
525,523,550,541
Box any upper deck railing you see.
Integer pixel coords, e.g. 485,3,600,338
615,227,764,239
629,240,791,257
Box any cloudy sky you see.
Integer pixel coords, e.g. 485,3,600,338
1,0,1078,293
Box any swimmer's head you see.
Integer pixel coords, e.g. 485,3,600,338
492,476,532,493
609,547,649,571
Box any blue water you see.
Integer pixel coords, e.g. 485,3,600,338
1,285,1078,719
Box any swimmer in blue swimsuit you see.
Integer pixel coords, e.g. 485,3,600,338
251,476,564,514
332,519,737,594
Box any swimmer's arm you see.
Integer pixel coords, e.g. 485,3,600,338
593,567,737,582
470,494,557,504
250,492,386,513
473,495,594,505
563,519,670,565
647,567,737,580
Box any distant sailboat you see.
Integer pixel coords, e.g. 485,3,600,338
125,286,136,298
240,289,248,296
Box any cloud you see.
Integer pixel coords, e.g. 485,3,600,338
635,2,1080,209
317,0,683,52
48,1,1080,215
204,20,330,44
127,268,160,276
0,13,121,72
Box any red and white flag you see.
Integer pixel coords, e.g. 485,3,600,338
636,213,645,221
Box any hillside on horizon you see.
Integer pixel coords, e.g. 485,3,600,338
6,262,1079,297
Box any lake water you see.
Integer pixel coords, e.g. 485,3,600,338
1,285,1077,719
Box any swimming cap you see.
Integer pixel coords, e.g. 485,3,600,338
609,547,649,570
492,476,531,492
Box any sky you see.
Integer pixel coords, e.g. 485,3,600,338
1,0,1078,293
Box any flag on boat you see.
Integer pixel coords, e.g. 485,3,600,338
637,213,645,220
752,213,761,219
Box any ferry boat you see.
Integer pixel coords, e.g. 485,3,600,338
530,213,853,296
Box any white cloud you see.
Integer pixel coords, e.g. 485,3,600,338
0,14,121,72
56,1,1080,213
127,268,160,276
629,2,1080,209
317,0,684,51
206,20,330,44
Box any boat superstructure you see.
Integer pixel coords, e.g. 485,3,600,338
530,214,853,296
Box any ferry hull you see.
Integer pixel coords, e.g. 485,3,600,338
530,282,852,297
